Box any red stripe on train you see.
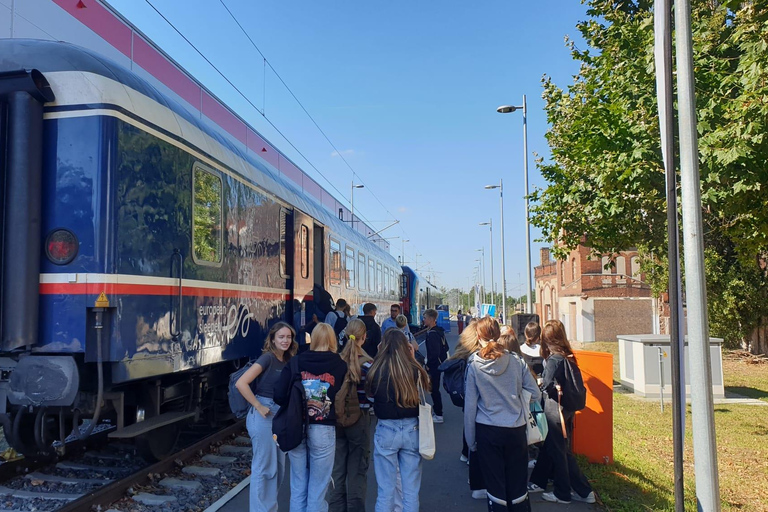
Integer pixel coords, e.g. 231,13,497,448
39,282,290,300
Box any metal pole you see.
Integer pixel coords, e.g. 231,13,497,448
522,95,533,315
654,0,685,508
488,220,496,313
658,347,665,413
499,179,507,325
675,0,721,509
351,180,355,226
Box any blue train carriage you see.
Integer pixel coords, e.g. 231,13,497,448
0,39,398,458
400,266,438,328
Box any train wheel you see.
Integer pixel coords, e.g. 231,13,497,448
135,423,179,461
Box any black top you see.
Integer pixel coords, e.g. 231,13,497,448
425,325,447,371
273,350,347,426
252,352,286,399
360,316,382,358
368,368,419,419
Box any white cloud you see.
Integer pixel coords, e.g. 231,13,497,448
398,206,408,213
331,149,355,157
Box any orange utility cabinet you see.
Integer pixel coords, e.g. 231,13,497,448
571,350,613,464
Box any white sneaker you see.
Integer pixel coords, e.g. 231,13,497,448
471,489,487,500
459,454,468,462
571,491,596,504
432,414,444,424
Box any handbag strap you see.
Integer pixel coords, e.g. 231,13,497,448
555,383,568,439
417,373,427,405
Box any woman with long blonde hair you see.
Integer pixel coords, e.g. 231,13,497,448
464,316,540,511
366,329,429,512
327,319,373,512
528,320,595,505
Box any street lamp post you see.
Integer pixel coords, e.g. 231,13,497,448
479,220,495,313
485,180,507,324
402,239,410,266
475,249,486,304
497,96,532,315
351,181,364,228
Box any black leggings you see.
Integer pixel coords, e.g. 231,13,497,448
476,423,528,507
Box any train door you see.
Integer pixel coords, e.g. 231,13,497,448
291,210,314,329
313,224,324,288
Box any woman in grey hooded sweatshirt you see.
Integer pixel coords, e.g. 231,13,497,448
464,317,541,512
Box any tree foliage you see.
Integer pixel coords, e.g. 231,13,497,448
532,0,768,348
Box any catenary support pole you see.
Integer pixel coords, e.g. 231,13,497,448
654,1,685,508
522,95,533,315
499,180,507,324
674,0,721,509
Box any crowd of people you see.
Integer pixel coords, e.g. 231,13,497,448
235,301,595,512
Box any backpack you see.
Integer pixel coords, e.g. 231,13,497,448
438,357,466,408
333,312,348,339
436,330,449,362
335,374,362,427
228,362,255,419
272,358,307,452
559,357,587,412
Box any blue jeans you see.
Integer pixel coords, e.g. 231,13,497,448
288,423,336,512
373,418,422,512
246,397,285,512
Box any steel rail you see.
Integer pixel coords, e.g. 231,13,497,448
56,420,246,512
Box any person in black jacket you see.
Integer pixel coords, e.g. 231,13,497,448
527,320,595,505
423,308,447,423
274,323,348,512
360,303,382,358
366,329,430,512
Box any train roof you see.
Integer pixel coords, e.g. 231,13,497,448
0,38,397,264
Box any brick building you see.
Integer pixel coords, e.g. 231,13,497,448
535,246,654,342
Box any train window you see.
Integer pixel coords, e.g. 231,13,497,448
358,252,366,290
300,225,309,279
192,164,223,265
390,268,397,296
330,238,342,285
279,209,291,277
377,262,383,294
345,246,355,289
384,266,389,296
368,258,375,294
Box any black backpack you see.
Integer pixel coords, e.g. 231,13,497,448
559,357,587,412
333,312,348,338
438,357,466,408
227,362,254,419
272,358,307,452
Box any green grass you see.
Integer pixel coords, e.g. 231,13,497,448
573,341,768,511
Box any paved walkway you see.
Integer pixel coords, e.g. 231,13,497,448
213,325,603,511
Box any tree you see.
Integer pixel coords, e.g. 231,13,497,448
532,1,768,352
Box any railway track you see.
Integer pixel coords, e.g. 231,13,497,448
0,421,250,512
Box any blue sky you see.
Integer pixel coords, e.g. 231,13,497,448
109,0,590,297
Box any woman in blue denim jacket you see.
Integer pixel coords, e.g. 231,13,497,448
236,321,297,512
366,329,430,512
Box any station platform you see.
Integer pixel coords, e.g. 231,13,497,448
210,326,602,511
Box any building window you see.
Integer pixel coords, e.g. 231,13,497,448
601,256,611,275
330,238,342,285
631,256,641,278
193,164,223,265
617,256,626,277
358,252,366,290
345,247,355,288
571,258,577,282
560,261,565,286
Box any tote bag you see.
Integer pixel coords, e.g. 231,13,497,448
417,376,436,460
521,389,547,445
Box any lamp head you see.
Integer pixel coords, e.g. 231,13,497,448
484,185,499,189
496,105,519,114
353,184,364,189
479,222,490,226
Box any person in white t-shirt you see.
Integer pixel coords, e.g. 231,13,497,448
520,321,544,378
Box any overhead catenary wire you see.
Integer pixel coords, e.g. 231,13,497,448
143,0,416,263
142,0,373,227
